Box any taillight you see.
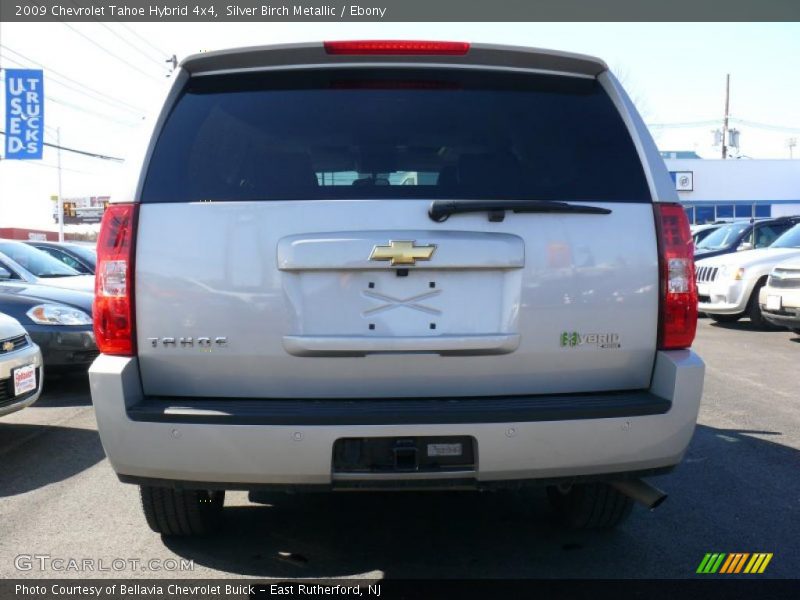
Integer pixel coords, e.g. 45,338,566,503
655,203,697,350
324,40,470,55
94,203,138,356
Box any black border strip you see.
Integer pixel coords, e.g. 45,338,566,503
127,390,670,426
119,465,676,491
2,1,800,22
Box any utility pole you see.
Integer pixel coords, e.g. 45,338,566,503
722,74,730,159
56,127,64,242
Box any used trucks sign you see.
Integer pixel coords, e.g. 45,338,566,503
4,69,44,160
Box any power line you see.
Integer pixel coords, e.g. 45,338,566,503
0,44,147,113
67,0,171,72
0,52,145,117
0,130,125,162
1,158,107,175
647,119,721,129
95,21,171,72
117,22,170,61
61,22,164,83
646,117,800,134
729,117,800,134
0,73,141,127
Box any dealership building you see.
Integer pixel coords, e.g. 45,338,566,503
663,157,800,224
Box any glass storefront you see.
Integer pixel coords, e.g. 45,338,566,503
684,203,772,224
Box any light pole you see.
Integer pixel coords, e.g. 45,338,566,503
56,127,64,242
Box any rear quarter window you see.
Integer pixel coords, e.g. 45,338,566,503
141,69,650,204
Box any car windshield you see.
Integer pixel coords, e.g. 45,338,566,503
695,222,749,250
770,224,800,249
0,242,81,277
64,244,97,265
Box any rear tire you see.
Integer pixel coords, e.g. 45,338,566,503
140,486,224,536
546,482,633,530
710,314,741,324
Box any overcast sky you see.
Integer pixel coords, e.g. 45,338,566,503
1,21,799,229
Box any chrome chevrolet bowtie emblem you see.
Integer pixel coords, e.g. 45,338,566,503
2,341,14,352
369,240,436,266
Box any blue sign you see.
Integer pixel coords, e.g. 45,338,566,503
4,69,44,160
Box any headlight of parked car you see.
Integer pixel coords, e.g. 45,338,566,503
718,265,745,281
26,304,93,326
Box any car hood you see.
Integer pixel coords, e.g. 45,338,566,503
32,274,94,292
0,281,93,313
695,247,800,271
0,312,27,339
694,246,730,257
770,255,800,271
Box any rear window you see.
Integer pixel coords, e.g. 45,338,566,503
141,69,650,203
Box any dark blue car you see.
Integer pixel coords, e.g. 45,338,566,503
0,283,96,373
25,241,97,275
694,216,800,260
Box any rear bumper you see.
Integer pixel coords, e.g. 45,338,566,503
89,350,705,486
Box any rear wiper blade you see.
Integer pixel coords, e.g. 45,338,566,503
428,199,612,222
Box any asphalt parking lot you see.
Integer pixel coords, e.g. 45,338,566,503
1,318,798,580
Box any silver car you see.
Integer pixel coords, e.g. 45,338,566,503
89,41,705,535
0,312,43,417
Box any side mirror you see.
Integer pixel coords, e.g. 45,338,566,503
0,266,12,279
737,242,754,252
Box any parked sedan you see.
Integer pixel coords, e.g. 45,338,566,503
25,241,96,274
759,256,800,333
696,223,800,327
0,312,43,417
0,283,96,372
0,240,94,292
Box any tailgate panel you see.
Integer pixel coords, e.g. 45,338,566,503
135,200,658,398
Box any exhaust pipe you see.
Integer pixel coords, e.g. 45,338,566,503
610,479,668,510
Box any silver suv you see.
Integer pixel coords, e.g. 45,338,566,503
89,41,704,535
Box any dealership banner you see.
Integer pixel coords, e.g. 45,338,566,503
1,0,799,22
4,69,44,160
2,578,800,600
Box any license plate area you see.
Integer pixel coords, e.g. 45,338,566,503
333,436,476,473
295,269,511,337
766,295,782,311
12,365,37,397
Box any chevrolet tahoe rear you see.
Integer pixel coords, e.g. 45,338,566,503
89,41,704,535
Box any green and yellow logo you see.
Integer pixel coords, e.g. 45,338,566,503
696,552,773,574
559,331,620,349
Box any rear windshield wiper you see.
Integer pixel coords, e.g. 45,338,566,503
428,199,612,222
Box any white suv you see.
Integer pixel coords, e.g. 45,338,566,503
697,223,800,326
89,41,705,535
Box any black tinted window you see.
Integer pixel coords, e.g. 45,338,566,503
142,69,649,203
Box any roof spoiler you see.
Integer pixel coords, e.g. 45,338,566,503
181,41,608,78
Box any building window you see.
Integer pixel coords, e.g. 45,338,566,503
735,204,754,218
696,206,715,224
715,205,734,219
684,207,694,224
755,204,771,218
